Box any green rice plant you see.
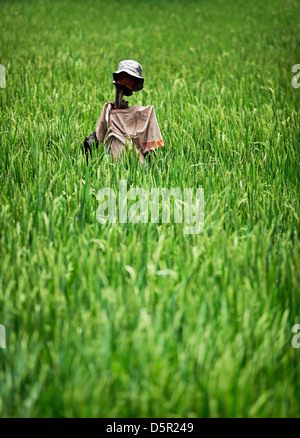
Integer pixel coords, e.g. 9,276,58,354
0,0,299,418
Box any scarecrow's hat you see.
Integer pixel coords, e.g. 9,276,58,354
113,60,144,93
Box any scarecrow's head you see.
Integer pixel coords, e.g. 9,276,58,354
113,60,144,96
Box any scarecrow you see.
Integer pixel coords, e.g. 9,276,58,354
83,60,164,163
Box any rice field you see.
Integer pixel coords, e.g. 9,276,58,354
0,0,300,418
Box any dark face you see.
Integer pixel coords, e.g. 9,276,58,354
114,72,137,96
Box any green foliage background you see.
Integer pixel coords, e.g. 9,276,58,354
0,0,299,417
